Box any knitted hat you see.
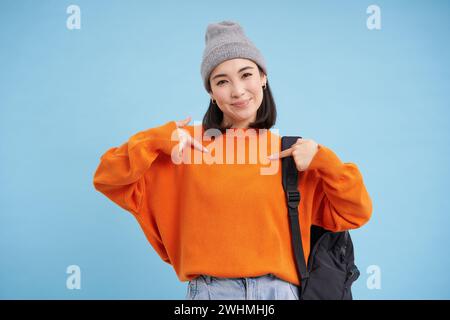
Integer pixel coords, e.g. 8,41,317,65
200,20,267,92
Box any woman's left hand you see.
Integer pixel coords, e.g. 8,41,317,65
267,138,319,172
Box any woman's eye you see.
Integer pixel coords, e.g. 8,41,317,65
216,73,252,86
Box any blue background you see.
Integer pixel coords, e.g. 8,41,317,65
1,0,449,299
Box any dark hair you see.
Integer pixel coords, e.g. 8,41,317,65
202,67,277,135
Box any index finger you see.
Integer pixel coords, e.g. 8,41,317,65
175,116,191,128
187,135,209,153
268,147,293,160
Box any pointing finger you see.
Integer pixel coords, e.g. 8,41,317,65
176,116,191,128
268,147,293,160
187,135,209,153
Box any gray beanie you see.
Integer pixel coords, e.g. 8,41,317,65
200,20,267,92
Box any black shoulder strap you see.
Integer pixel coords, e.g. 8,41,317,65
281,136,309,298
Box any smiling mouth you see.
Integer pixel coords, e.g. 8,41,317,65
231,98,251,107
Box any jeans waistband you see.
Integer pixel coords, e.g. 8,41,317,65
201,273,275,285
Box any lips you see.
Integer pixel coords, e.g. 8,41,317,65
231,98,251,107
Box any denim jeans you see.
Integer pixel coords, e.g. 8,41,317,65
185,273,299,300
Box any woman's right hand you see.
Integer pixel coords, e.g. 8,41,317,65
175,116,209,157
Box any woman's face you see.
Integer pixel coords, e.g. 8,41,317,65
209,58,267,129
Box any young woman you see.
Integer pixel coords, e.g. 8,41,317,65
93,20,373,300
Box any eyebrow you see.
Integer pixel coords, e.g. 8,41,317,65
211,66,255,81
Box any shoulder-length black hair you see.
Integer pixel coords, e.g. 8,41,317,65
202,66,277,135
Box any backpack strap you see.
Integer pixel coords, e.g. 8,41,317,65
281,136,309,298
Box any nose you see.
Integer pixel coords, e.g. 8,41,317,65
231,83,246,98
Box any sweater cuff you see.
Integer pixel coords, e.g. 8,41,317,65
129,120,179,156
152,120,179,156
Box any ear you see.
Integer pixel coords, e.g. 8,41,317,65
261,73,267,86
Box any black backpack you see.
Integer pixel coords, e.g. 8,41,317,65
281,136,361,300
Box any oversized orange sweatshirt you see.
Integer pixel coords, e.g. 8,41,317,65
92,121,372,286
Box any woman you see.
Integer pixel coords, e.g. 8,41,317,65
93,20,372,300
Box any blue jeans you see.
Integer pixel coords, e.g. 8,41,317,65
185,273,300,300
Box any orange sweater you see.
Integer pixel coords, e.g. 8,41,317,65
93,121,372,286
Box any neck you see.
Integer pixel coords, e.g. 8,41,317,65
222,118,254,129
